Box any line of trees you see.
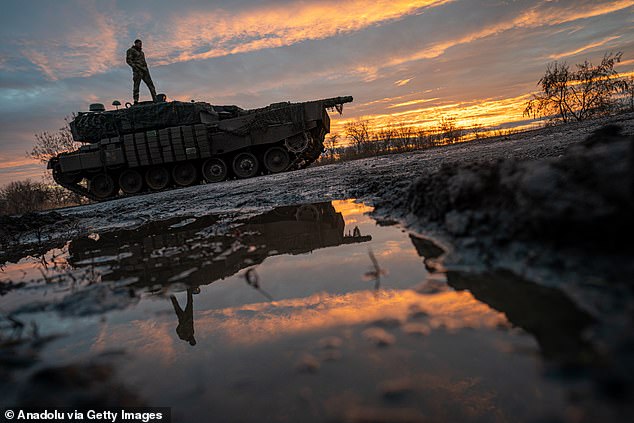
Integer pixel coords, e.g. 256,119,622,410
318,115,516,164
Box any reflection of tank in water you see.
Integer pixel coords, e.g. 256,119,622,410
48,96,352,201
68,202,371,289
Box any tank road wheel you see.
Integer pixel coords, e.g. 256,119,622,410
145,167,170,190
119,169,143,194
263,147,290,173
285,132,311,154
89,173,116,199
202,158,228,183
172,162,198,187
232,152,259,178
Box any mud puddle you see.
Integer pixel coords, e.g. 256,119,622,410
0,200,615,422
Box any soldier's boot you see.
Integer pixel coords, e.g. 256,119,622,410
149,86,158,102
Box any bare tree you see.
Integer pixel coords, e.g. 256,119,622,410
438,116,464,143
0,180,50,215
624,75,634,111
326,133,340,159
345,120,370,155
524,52,628,123
393,122,413,151
25,117,88,206
470,121,484,139
29,117,79,165
0,179,87,216
378,126,395,154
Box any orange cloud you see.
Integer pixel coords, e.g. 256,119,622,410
384,0,634,68
0,156,40,169
388,97,440,109
151,0,453,65
549,35,622,59
22,10,119,80
394,78,413,86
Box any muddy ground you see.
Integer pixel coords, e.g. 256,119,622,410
4,112,633,269
1,112,633,421
2,112,633,326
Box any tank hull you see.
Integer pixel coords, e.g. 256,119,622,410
48,96,352,201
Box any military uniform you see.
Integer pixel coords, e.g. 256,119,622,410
126,45,157,103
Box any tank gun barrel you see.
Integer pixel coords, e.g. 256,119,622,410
318,96,353,109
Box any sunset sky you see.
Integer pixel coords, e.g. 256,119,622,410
0,0,632,185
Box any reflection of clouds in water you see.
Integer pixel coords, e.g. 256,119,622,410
333,199,374,219
1,244,71,283
87,317,177,366
219,288,507,344
116,319,178,365
90,289,507,355
375,241,411,257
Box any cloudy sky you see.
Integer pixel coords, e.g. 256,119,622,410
0,0,632,185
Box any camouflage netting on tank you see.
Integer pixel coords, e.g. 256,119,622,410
225,103,306,136
71,101,224,142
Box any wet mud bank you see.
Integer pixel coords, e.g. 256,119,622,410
386,123,634,293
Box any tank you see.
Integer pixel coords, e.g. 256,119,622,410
47,96,353,201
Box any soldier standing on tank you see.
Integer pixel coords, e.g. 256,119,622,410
126,39,157,104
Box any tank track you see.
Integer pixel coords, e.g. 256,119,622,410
52,168,114,202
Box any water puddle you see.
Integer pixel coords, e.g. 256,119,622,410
0,200,612,421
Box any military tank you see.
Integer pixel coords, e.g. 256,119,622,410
48,95,353,201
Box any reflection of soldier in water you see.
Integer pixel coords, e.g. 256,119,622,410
170,288,199,346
